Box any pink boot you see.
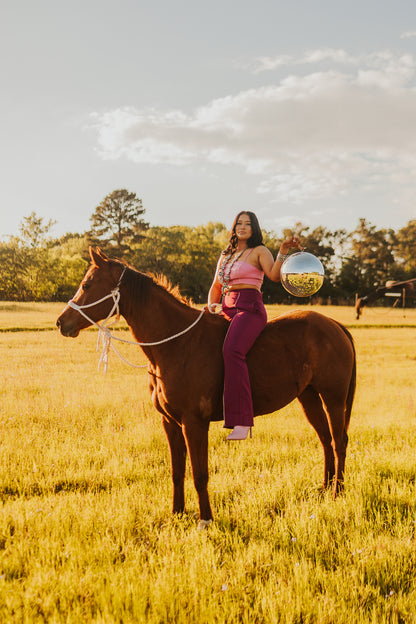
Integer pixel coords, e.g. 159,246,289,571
226,426,252,440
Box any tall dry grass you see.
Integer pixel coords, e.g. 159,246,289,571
0,303,415,623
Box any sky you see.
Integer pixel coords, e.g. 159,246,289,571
1,0,416,241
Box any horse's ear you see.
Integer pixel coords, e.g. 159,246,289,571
89,246,109,268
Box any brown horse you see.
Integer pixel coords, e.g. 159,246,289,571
57,248,356,527
355,278,416,319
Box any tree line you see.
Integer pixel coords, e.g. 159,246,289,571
1,189,415,305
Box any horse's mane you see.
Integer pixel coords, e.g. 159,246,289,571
149,273,191,305
116,260,193,309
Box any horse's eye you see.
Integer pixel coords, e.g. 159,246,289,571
82,283,90,291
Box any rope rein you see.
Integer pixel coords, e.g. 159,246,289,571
67,267,205,373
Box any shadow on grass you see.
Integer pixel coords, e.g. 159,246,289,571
0,475,143,500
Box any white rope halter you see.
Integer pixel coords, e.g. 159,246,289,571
66,267,205,373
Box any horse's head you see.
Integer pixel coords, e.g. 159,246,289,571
56,247,124,337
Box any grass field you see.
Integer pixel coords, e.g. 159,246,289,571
0,303,415,623
1,301,416,331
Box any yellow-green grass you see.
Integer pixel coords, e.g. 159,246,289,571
264,303,416,328
0,306,415,623
0,303,67,331
1,301,416,332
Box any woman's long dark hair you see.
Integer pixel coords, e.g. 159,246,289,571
223,211,264,255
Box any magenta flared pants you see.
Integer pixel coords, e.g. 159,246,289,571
222,289,267,429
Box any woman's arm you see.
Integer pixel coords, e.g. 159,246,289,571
208,281,222,306
207,255,224,306
258,237,302,283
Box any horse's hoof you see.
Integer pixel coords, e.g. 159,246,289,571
332,480,345,499
197,519,213,530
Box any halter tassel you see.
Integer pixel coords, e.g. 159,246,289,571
97,328,112,373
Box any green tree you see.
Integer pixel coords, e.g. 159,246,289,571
0,238,30,300
19,212,56,248
176,224,226,301
354,219,396,290
49,234,89,300
0,225,89,301
131,223,225,302
88,189,148,254
336,219,397,299
18,213,58,300
395,220,416,275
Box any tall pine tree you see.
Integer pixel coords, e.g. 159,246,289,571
88,189,149,254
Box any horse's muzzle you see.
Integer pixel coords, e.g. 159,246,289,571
56,315,80,338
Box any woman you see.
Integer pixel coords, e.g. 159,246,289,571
207,211,301,440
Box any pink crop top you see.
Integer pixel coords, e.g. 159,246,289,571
228,258,264,289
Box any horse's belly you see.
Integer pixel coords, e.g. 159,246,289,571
248,348,312,417
252,382,300,416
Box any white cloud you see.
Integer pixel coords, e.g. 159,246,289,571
357,51,415,88
401,31,416,39
252,54,295,73
91,48,416,207
253,48,357,73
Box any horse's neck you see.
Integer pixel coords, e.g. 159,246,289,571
121,284,197,353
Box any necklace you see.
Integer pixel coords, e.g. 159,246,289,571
218,249,245,295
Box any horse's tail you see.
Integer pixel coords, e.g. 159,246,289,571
336,322,356,431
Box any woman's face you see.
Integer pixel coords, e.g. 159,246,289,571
234,213,252,241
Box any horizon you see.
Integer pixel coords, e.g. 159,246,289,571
2,1,416,240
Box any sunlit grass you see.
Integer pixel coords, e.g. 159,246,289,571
0,306,415,622
264,303,416,328
1,301,416,331
0,302,65,330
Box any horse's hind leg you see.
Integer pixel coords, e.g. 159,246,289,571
298,386,335,491
162,417,187,514
320,393,349,498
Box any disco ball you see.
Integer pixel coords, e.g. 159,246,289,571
280,252,324,297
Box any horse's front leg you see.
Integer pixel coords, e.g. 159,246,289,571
182,419,213,527
162,417,187,515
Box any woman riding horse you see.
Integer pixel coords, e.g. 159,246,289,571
207,211,301,440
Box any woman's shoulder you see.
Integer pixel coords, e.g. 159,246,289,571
251,245,273,269
253,244,271,257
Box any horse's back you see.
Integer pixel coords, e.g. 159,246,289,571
248,309,355,416
263,309,353,349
